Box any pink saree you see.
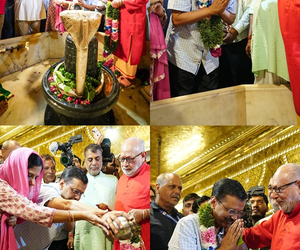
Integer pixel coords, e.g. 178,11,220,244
150,13,170,101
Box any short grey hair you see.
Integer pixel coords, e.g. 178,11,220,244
156,173,181,187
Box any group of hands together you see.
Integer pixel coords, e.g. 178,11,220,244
56,0,125,11
221,219,245,250
5,205,145,237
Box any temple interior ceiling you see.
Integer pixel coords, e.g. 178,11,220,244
150,126,300,208
0,126,150,173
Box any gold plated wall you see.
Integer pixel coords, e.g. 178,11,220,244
0,126,150,173
150,126,300,207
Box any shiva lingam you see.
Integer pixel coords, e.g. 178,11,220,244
42,10,119,125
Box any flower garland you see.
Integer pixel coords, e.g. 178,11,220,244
196,0,223,58
198,203,218,250
103,1,120,57
119,224,146,250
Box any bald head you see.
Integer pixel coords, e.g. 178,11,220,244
1,140,21,161
270,163,300,214
273,163,300,183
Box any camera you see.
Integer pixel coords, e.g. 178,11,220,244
49,135,83,168
242,185,266,228
101,138,114,163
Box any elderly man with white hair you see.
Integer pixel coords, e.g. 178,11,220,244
113,137,150,250
243,163,300,249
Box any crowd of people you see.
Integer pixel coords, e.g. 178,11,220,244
150,162,300,250
0,136,150,250
149,0,300,115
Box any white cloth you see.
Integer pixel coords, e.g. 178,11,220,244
168,214,202,250
14,183,64,250
74,171,118,250
15,0,46,21
165,0,237,75
232,0,252,42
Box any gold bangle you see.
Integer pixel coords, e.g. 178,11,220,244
142,209,145,220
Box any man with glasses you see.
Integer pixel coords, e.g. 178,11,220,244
168,178,247,250
14,166,128,250
243,163,300,249
74,143,118,250
114,137,150,250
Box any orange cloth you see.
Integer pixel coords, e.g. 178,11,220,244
113,0,147,65
243,202,300,249
114,162,150,250
278,0,300,115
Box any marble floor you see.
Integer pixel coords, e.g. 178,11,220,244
0,32,149,125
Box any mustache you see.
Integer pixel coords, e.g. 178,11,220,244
171,195,180,200
225,217,235,224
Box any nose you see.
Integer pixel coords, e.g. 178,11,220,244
270,190,278,199
29,178,35,187
174,187,181,195
230,214,239,220
74,195,80,201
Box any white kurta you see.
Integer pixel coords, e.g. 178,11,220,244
74,171,118,250
15,0,46,21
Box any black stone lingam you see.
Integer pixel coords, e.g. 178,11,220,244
42,35,120,125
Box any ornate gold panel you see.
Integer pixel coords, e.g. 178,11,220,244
0,126,150,173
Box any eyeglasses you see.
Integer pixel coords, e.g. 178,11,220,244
118,152,143,164
217,198,246,217
268,180,298,194
66,182,85,198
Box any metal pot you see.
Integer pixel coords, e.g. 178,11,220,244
112,216,138,241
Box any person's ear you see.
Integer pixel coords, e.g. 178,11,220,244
59,179,65,191
210,196,217,210
155,183,160,194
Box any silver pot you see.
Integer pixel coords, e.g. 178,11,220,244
112,216,138,241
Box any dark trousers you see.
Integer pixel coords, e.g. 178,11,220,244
169,61,219,98
218,38,254,88
49,238,69,250
1,0,14,39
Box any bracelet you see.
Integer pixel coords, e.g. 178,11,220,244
142,210,145,220
68,210,71,222
248,36,252,40
71,211,75,223
68,234,74,237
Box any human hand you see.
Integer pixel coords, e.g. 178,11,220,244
128,209,147,224
96,203,112,211
67,235,74,250
111,0,125,8
209,0,230,15
101,211,134,234
245,39,251,58
223,27,238,44
5,215,17,227
57,1,70,8
85,211,110,235
220,219,244,250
